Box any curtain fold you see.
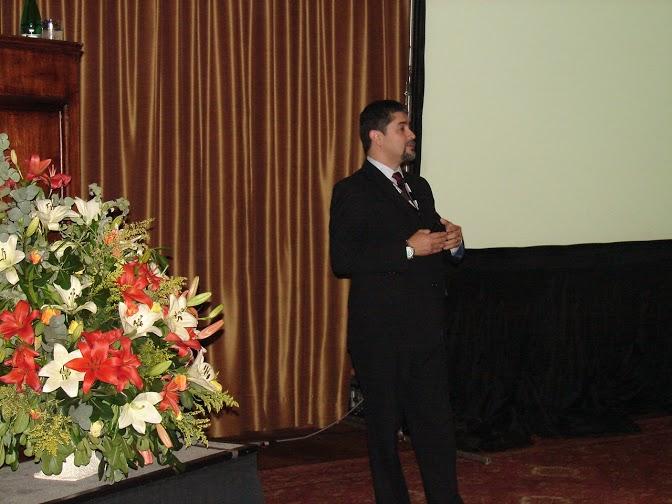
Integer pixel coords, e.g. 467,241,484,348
1,0,409,435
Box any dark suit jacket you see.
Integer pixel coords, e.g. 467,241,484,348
330,160,461,350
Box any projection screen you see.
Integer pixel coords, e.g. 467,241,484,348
421,0,672,248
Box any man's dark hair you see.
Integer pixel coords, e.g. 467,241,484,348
359,100,407,152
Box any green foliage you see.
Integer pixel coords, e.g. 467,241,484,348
27,410,73,457
0,386,34,423
191,387,239,413
152,276,187,305
174,406,211,447
137,339,173,376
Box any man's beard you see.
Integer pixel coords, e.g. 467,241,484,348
402,145,416,163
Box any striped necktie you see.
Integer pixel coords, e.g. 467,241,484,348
392,172,413,205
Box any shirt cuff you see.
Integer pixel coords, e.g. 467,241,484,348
450,241,464,258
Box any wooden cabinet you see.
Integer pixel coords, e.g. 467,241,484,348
0,35,82,194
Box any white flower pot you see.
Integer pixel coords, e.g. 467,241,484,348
34,452,99,481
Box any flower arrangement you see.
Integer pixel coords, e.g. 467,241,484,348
0,133,237,482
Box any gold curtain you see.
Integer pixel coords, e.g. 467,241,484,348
0,0,409,436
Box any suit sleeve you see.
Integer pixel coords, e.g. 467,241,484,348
414,176,465,265
329,180,408,277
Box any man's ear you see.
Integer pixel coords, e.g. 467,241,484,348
369,130,382,145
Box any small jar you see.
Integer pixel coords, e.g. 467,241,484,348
41,19,63,40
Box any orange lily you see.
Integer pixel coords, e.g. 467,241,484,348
0,345,41,392
46,166,71,189
158,377,181,416
165,329,202,358
117,262,153,307
0,300,41,345
108,336,143,392
25,154,52,179
66,330,122,393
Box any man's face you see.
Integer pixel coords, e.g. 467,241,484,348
379,112,416,165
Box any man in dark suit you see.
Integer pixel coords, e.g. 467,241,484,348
330,100,464,504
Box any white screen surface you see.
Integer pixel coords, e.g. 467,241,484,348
422,0,672,248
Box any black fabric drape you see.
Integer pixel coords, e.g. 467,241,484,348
446,240,672,452
407,0,425,175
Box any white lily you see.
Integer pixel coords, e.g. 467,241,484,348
49,240,77,260
54,275,98,314
74,197,102,225
38,343,85,398
0,235,25,285
119,302,163,338
165,293,198,341
186,349,221,392
118,392,163,434
33,199,77,231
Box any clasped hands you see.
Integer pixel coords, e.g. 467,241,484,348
407,218,462,257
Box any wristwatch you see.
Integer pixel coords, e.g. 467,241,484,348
405,243,415,260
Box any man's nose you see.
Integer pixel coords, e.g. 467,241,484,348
408,129,416,140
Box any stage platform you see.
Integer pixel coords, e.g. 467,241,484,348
2,442,264,504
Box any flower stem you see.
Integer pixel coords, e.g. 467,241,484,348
19,264,40,308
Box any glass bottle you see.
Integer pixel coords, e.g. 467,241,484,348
20,0,42,38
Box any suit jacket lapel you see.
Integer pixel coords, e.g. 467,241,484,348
362,161,419,217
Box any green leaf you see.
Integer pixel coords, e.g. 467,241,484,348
110,404,120,431
180,390,194,410
40,453,63,476
109,441,129,474
74,440,92,466
69,403,94,430
147,360,172,376
2,428,12,446
90,398,114,420
34,321,44,336
18,199,33,215
5,448,16,466
7,207,23,223
12,411,29,434
42,314,68,352
1,403,11,423
137,436,150,451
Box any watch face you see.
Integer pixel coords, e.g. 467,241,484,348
406,246,414,259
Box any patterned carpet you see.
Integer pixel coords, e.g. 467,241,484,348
260,416,672,503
